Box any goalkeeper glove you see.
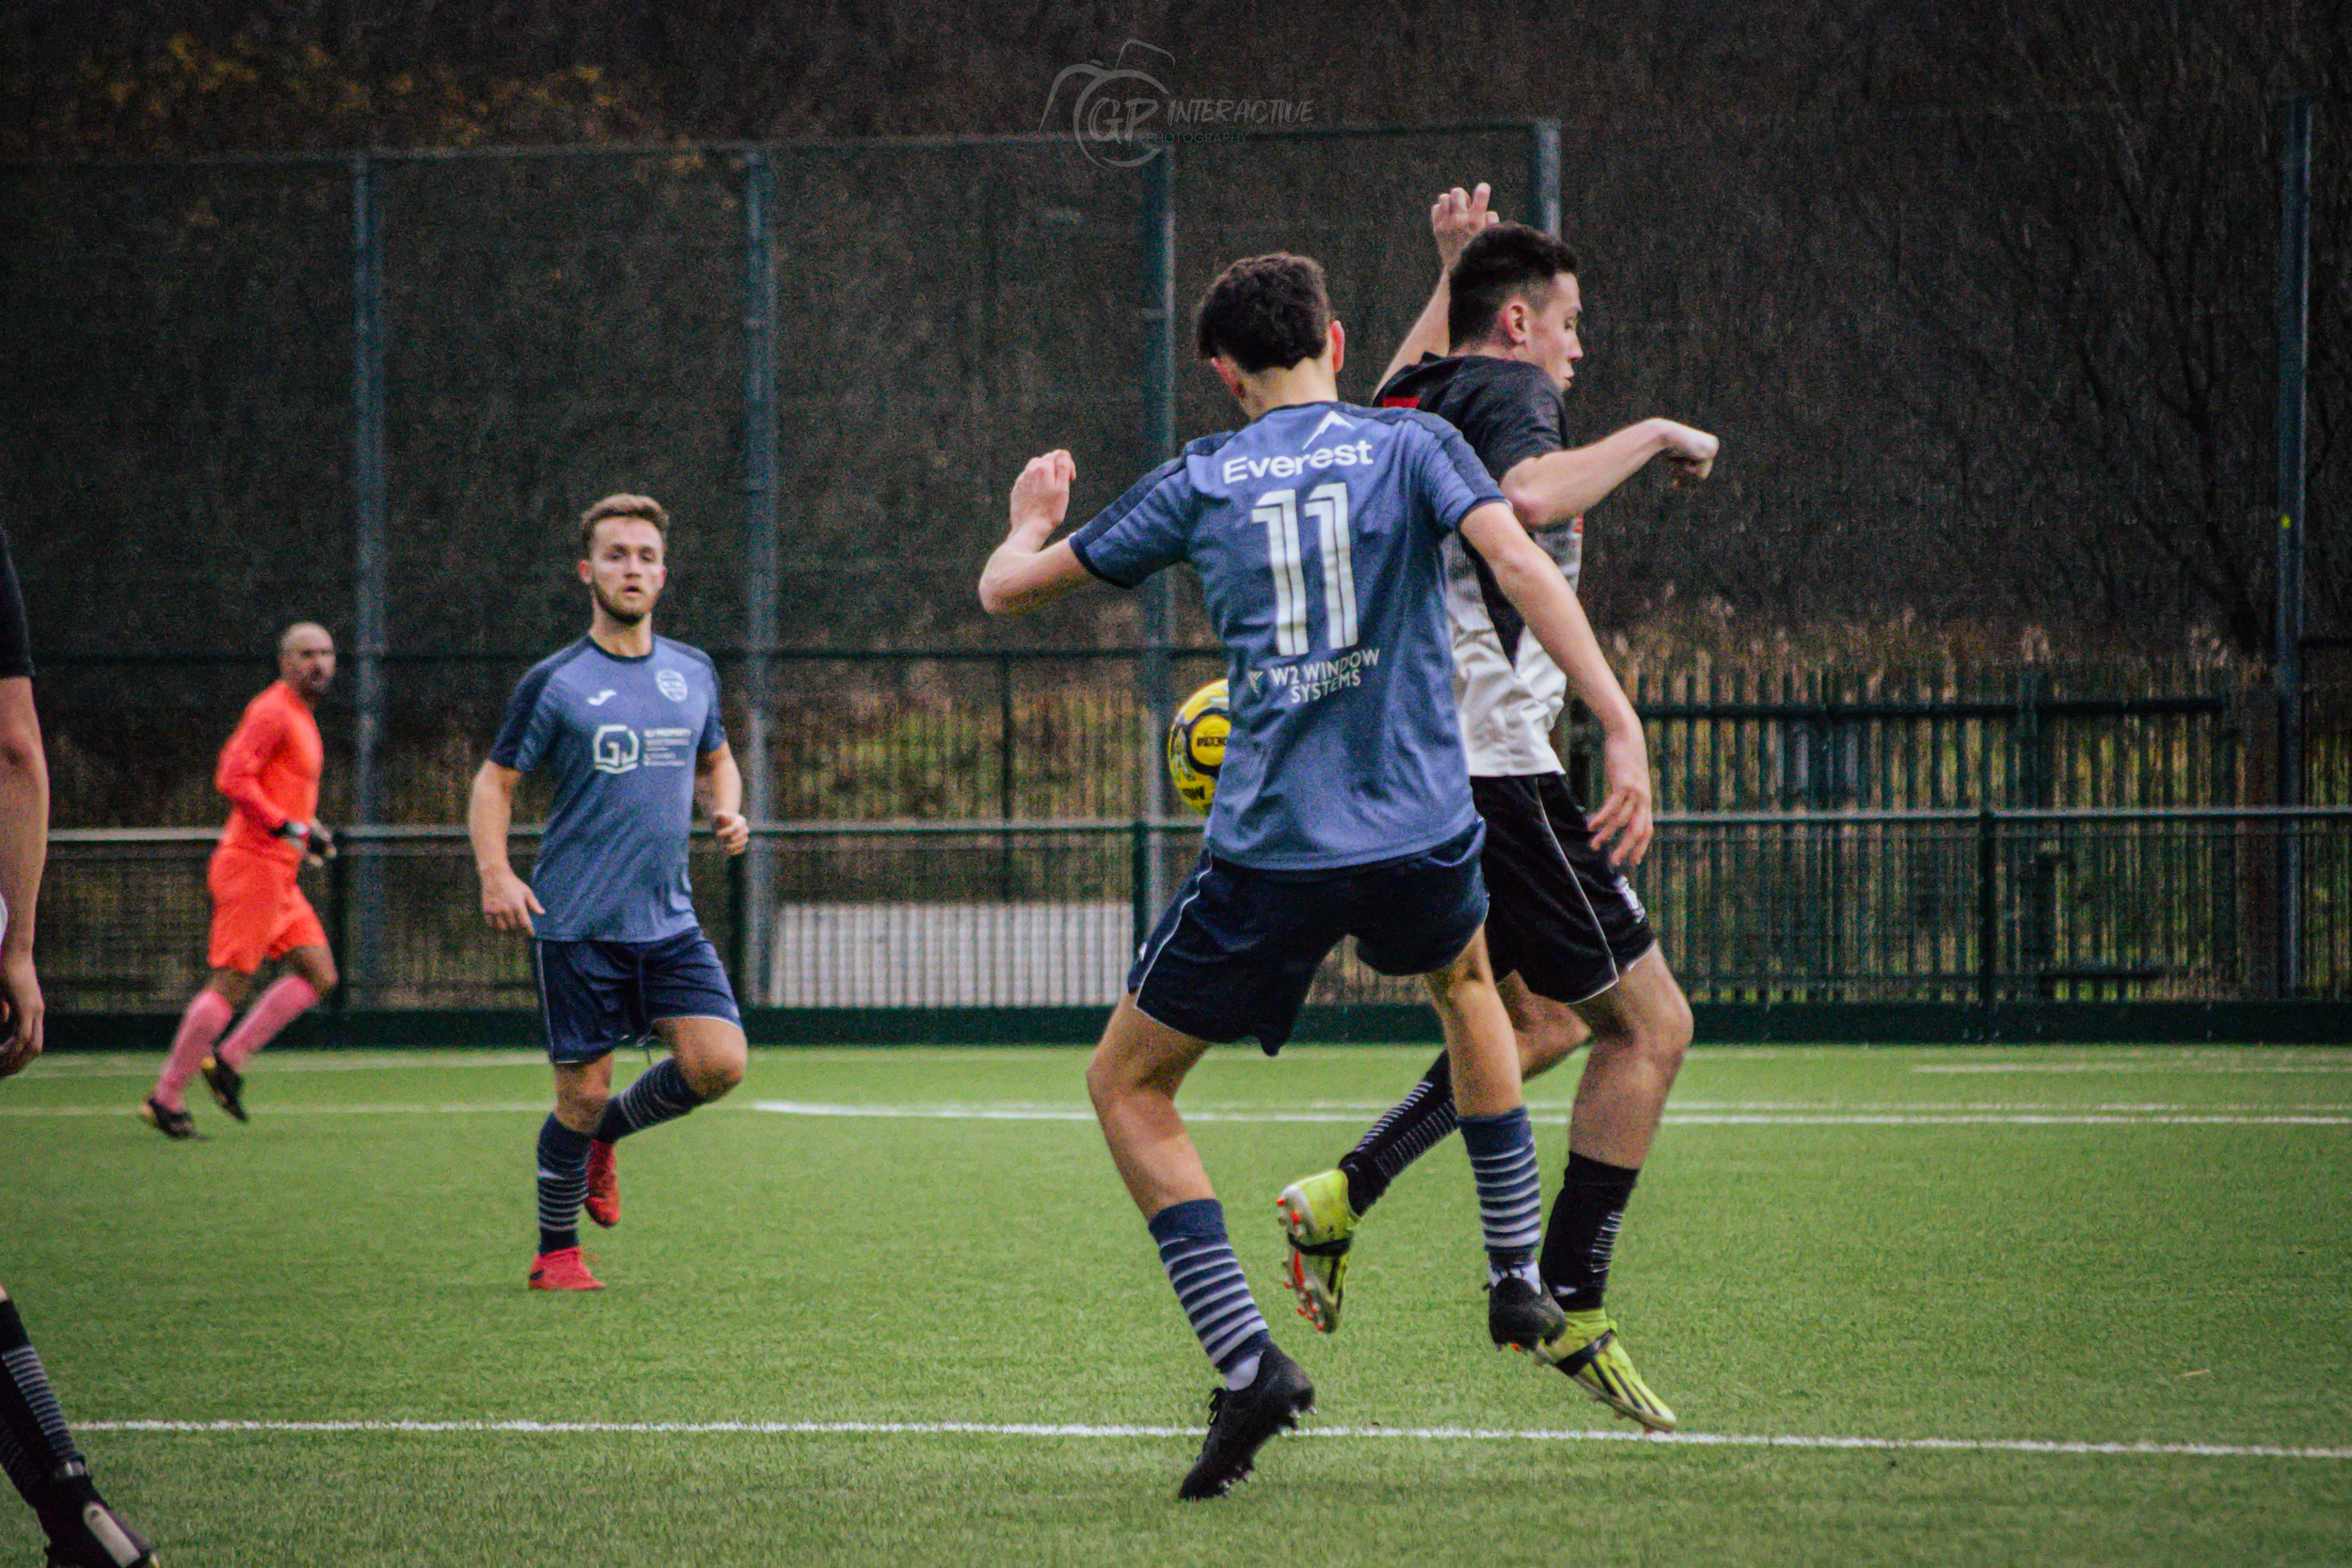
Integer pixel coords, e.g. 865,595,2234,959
276,820,338,858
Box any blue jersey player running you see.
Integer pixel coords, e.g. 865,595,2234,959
979,254,1656,1499
469,494,751,1292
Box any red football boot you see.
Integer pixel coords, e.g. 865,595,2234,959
527,1245,605,1291
584,1139,620,1228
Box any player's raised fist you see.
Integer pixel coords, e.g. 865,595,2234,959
1009,450,1075,533
1432,182,1500,270
1659,421,1718,483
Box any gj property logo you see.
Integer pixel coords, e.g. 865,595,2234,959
1042,40,1315,168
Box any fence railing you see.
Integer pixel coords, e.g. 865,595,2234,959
41,650,2344,832
43,808,2351,1013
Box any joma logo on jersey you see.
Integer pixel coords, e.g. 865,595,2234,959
1221,439,1373,486
592,724,642,775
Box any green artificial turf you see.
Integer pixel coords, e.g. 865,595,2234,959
2,1044,2347,1565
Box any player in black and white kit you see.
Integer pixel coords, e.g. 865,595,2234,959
0,524,159,1566
1276,191,1718,1433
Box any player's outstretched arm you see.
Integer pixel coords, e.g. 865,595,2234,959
1377,182,1501,390
697,743,749,855
468,760,545,932
1501,420,1719,531
0,676,45,1076
978,450,1092,617
1458,501,1654,867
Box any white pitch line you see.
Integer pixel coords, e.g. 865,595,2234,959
1918,1062,2352,1075
73,1418,2352,1462
0,1103,546,1117
1666,1113,2350,1126
746,1101,2351,1128
8,1100,2342,1127
21,1054,549,1077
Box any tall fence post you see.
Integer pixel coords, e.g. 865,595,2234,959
1130,818,1152,958
727,843,751,997
741,149,780,1003
348,152,388,1007
326,845,352,1014
1528,119,1562,235
1138,140,1177,920
997,654,1016,900
1976,807,1998,1009
2274,94,2314,997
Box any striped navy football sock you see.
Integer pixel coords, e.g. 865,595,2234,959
1336,1050,1459,1215
1148,1198,1273,1389
0,1295,87,1517
535,1116,593,1255
592,1056,701,1143
1458,1107,1546,1289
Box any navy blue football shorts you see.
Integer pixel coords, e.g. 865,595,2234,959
532,927,742,1065
1127,819,1488,1054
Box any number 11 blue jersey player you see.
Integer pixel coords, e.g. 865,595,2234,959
978,252,1658,1499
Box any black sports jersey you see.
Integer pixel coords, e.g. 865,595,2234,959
1375,353,1581,776
1376,352,1567,483
0,525,31,680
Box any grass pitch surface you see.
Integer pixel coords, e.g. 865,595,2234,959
3,1043,2348,1566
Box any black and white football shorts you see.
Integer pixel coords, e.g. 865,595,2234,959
1470,772,1658,1005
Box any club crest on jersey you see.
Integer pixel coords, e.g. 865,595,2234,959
657,669,690,702
592,723,642,775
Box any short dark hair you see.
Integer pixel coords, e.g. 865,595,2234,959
1194,253,1332,373
1447,225,1581,347
578,493,669,557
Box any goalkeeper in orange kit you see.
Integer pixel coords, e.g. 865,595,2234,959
141,623,342,1138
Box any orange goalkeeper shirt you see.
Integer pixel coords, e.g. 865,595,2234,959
215,679,323,865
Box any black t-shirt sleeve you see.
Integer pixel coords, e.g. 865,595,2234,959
0,525,32,680
1454,364,1567,480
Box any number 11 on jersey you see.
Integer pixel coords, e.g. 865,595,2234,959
1257,483,1357,657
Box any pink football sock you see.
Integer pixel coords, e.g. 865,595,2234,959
216,976,319,1069
153,990,235,1111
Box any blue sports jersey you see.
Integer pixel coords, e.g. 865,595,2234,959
1071,401,1505,870
489,635,727,942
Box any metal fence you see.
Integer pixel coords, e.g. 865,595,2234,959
37,645,2344,829
13,109,2345,830
44,808,2351,1013
14,114,2348,1025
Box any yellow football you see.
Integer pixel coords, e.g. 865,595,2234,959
1166,679,1230,815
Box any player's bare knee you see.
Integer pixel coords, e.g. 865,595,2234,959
1420,955,1479,1013
1593,992,1692,1077
554,1085,609,1132
687,1052,745,1101
1645,980,1694,1065
1084,1044,1128,1116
